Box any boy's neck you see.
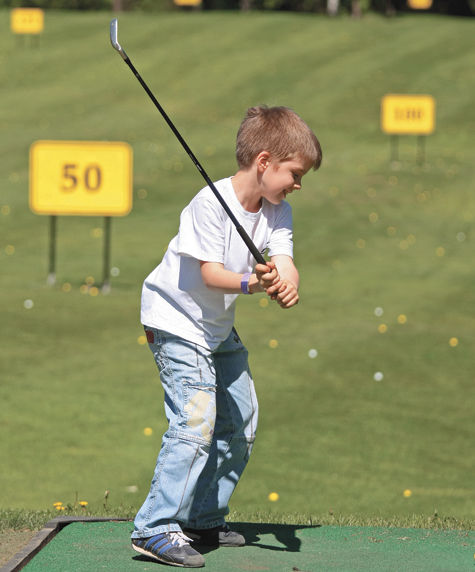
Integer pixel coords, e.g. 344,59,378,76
231,169,262,213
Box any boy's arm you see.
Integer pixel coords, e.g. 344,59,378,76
200,261,281,295
268,254,300,309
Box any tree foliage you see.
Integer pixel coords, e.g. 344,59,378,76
1,0,472,15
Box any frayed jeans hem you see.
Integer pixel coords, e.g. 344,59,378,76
131,522,182,539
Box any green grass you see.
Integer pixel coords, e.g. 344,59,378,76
1,9,474,525
0,508,472,532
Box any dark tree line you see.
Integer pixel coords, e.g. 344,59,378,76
2,0,473,15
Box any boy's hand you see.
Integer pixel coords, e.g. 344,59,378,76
254,261,282,294
274,280,299,309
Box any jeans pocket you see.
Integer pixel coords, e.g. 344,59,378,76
145,327,170,373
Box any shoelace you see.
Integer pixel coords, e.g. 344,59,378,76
169,532,194,547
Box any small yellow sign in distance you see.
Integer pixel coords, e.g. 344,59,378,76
381,94,435,135
11,8,44,35
30,141,133,216
174,0,202,6
407,0,433,9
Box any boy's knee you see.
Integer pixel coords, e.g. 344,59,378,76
243,401,258,435
182,385,216,444
232,404,258,443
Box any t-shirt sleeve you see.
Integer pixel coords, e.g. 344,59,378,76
267,202,294,258
177,194,226,263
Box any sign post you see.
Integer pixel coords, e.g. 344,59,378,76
103,216,112,292
381,94,435,164
30,140,133,290
48,215,57,285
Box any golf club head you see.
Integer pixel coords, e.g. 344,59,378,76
110,18,127,60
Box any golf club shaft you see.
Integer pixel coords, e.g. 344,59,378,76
110,20,265,265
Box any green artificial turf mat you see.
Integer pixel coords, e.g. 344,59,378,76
22,521,475,571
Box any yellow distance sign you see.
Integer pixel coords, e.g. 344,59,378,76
11,8,44,35
381,94,435,135
174,0,202,6
407,0,433,9
30,141,133,216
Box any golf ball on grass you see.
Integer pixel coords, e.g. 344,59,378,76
308,349,318,359
268,492,279,502
403,489,412,498
373,372,384,382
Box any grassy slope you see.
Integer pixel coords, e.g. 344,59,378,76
1,10,474,522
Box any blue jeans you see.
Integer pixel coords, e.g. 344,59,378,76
132,327,258,538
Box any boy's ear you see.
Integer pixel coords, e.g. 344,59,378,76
256,151,271,172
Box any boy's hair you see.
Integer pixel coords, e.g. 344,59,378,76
236,105,322,171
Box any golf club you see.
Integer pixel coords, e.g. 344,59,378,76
110,18,266,265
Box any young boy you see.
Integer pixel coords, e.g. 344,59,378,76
131,105,322,568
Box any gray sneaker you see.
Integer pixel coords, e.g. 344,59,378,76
183,524,245,547
132,531,205,567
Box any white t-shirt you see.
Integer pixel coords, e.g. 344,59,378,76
141,177,293,350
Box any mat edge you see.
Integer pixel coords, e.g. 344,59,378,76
0,517,132,572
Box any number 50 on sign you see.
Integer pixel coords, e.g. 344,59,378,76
30,141,133,216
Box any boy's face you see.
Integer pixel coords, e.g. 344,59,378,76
259,154,312,205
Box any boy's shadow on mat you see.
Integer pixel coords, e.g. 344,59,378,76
198,522,320,554
237,522,320,553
